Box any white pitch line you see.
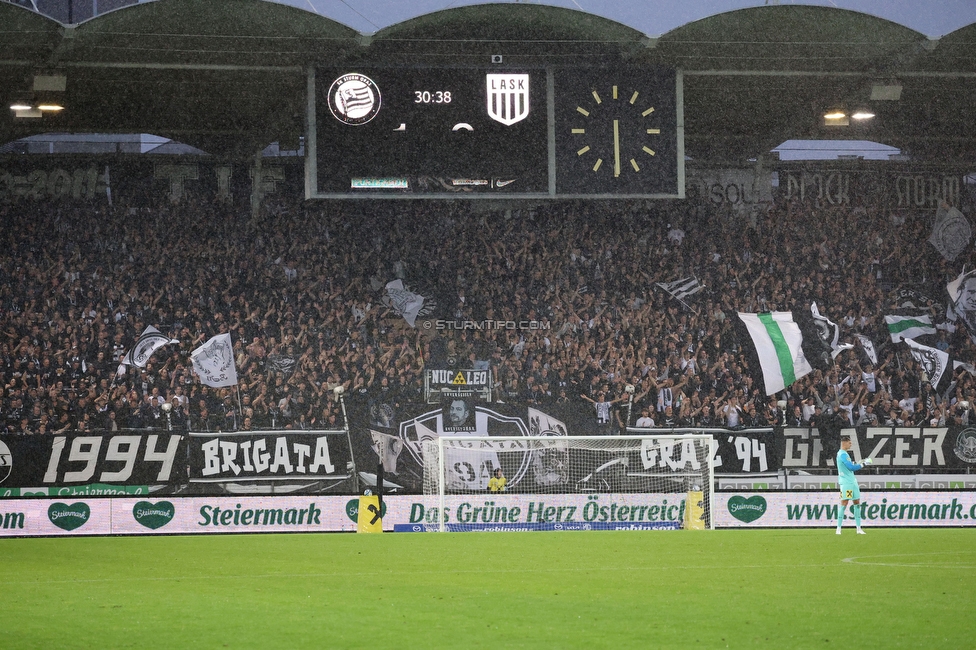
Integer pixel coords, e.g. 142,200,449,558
842,551,976,569
0,563,850,586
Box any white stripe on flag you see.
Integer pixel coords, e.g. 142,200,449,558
738,311,813,396
885,314,936,342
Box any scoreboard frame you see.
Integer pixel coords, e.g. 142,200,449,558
306,65,684,200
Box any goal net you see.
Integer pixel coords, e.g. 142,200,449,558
421,434,714,532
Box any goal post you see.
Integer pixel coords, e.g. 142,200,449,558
421,434,715,532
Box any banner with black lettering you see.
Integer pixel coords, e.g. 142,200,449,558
186,430,356,495
0,432,186,497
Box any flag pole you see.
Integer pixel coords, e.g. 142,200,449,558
235,383,243,428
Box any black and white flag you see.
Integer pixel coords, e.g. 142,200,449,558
929,201,972,262
946,267,976,347
904,338,950,391
191,333,238,388
855,334,878,365
811,302,853,359
121,326,179,368
656,277,703,303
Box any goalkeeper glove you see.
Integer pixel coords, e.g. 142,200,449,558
862,458,873,466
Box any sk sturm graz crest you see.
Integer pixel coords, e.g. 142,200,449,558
486,74,530,126
0,440,11,484
328,74,381,125
955,428,976,464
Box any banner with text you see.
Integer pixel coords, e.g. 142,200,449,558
717,491,976,528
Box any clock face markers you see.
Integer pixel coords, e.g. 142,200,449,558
613,119,621,177
569,85,662,176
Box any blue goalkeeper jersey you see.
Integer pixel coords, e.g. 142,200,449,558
836,449,862,486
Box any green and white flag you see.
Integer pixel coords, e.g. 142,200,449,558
738,311,813,396
885,314,936,342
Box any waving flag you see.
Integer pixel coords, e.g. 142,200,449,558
738,312,813,396
903,338,950,391
121,326,179,368
885,314,936,342
810,302,853,359
384,280,426,327
191,333,238,388
929,202,971,262
855,334,878,365
656,276,704,302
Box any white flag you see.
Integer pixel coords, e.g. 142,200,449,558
370,430,404,474
121,326,179,368
885,314,936,342
191,333,238,387
738,312,813,396
904,338,949,389
384,280,425,328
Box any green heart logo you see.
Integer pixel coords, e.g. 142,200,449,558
345,498,387,523
48,502,91,531
133,501,175,530
727,495,767,523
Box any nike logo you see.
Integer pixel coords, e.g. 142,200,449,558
494,179,517,188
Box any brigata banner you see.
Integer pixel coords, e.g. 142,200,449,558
186,430,355,494
716,491,976,528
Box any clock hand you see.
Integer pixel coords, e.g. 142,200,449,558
613,119,621,177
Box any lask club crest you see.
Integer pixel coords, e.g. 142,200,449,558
486,74,530,126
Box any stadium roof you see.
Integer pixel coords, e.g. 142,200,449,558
2,0,975,165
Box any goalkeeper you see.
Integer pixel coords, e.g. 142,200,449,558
488,468,507,492
836,435,871,535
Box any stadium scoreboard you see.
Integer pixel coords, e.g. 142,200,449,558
307,66,683,199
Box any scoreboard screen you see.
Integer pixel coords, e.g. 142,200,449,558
308,66,682,199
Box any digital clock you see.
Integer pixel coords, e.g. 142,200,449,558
414,91,452,104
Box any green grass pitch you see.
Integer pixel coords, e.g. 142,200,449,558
1,529,973,648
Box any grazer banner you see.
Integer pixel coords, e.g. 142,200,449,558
186,430,356,495
0,432,185,496
717,491,976,528
779,426,976,470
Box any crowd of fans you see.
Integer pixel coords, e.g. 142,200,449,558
1,186,975,435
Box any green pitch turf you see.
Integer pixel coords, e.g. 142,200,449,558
1,529,973,649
